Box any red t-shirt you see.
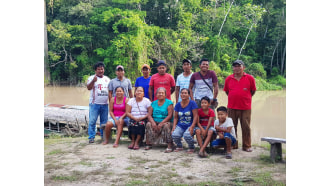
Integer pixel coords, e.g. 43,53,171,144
198,108,215,127
149,73,175,101
223,73,256,110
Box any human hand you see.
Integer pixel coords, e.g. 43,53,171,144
189,127,194,136
115,119,120,126
93,75,98,82
201,129,207,139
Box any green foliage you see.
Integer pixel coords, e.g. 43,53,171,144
245,63,267,79
269,75,286,87
255,76,282,91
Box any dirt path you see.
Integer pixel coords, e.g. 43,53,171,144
44,136,286,185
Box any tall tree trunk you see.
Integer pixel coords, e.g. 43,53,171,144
44,0,51,85
237,21,254,60
270,39,281,72
281,43,286,76
218,0,234,37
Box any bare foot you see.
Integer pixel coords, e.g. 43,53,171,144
102,140,109,145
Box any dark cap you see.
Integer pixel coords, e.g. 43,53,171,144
182,59,191,64
232,60,244,66
157,60,166,67
116,65,124,71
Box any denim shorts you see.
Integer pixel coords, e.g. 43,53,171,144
108,116,130,127
194,126,216,135
211,132,237,146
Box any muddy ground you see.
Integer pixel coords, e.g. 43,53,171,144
44,135,286,186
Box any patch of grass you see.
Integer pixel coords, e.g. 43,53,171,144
252,171,284,186
125,166,135,170
52,171,83,182
227,166,242,177
197,181,219,186
45,163,64,170
149,164,161,168
171,168,176,171
157,160,168,165
47,149,64,155
80,161,93,167
164,183,188,186
106,156,116,159
258,154,275,164
126,180,149,186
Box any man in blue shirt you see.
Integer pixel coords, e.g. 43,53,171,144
135,64,152,99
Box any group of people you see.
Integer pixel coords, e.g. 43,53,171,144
86,58,256,159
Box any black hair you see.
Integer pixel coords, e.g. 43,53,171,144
216,106,228,113
180,88,190,95
157,60,167,67
201,96,210,103
115,86,124,92
94,61,105,70
199,58,209,65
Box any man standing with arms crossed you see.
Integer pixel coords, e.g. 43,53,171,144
149,60,175,101
223,60,256,152
189,58,219,110
175,59,193,104
86,62,111,143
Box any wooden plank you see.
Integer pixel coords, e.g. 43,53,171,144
261,137,286,144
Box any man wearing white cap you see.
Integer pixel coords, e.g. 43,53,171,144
108,65,133,100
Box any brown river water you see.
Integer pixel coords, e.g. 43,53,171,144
44,86,286,146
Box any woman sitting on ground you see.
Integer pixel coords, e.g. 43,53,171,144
126,86,151,150
171,88,198,153
103,86,129,146
145,87,174,152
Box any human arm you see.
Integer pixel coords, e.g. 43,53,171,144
129,89,133,98
171,111,178,134
157,104,174,130
149,85,154,101
147,106,158,132
188,82,194,101
175,86,180,103
203,116,214,138
87,75,97,90
251,90,256,96
118,98,129,121
189,109,198,136
211,82,219,105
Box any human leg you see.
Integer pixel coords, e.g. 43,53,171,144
99,104,109,139
195,128,203,148
134,135,141,150
172,126,184,149
102,121,113,145
200,130,214,153
183,128,195,150
145,122,153,146
88,104,99,141
228,108,240,149
240,109,252,151
114,117,124,146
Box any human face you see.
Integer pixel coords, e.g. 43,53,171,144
116,69,124,78
142,68,150,77
201,99,210,110
232,64,245,75
199,61,209,72
182,62,192,73
115,88,124,98
156,89,166,100
217,111,228,123
180,89,189,101
95,66,104,77
135,87,144,98
157,65,166,75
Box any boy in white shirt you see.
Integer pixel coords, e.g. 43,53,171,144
211,106,237,159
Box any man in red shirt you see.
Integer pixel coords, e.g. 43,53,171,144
149,60,175,101
223,60,256,152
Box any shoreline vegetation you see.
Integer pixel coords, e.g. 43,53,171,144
45,0,286,91
44,135,286,185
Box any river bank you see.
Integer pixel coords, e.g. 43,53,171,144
44,135,286,185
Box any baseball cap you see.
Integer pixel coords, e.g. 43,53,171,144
116,65,124,71
141,64,150,70
182,59,191,64
232,60,244,66
157,60,166,67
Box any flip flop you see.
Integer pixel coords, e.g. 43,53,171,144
186,149,194,154
174,147,183,152
133,145,140,150
226,152,232,159
128,144,134,149
198,151,204,157
113,144,119,148
144,145,152,150
164,148,174,153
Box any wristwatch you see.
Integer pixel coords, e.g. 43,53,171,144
213,98,217,101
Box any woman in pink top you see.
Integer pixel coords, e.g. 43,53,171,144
103,87,129,147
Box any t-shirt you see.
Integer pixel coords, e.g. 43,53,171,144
174,100,198,130
87,75,110,104
135,76,151,99
223,73,256,110
149,73,175,101
176,73,193,102
151,99,173,122
198,108,215,127
190,71,218,100
214,117,236,139
127,97,151,118
108,77,132,98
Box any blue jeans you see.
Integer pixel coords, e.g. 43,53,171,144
172,126,195,149
88,103,108,139
211,132,237,146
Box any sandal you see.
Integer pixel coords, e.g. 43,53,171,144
186,149,195,154
174,147,183,152
113,144,119,148
133,145,140,150
243,148,253,152
128,144,134,149
198,151,205,157
144,145,152,150
226,152,232,159
164,148,174,153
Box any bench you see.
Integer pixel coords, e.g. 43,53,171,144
261,137,286,163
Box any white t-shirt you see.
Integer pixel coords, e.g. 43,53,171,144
214,117,236,139
127,97,151,118
87,75,111,104
176,73,193,102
